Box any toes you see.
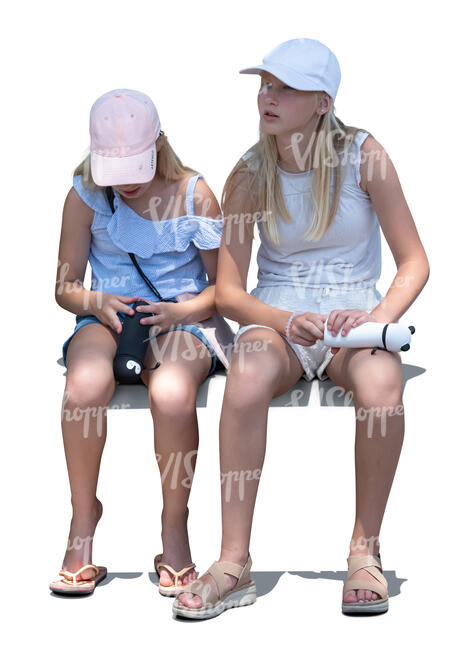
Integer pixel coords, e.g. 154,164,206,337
159,570,173,587
158,564,196,587
356,588,375,602
343,590,358,603
180,569,196,586
351,589,380,602
78,569,96,581
344,584,381,604
177,592,191,606
178,592,202,608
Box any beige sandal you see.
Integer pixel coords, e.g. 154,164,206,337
49,564,107,595
342,554,388,614
172,553,256,620
154,553,198,597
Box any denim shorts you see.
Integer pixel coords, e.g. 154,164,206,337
62,312,218,378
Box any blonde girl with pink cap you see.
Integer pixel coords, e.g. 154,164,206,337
174,38,429,619
50,89,235,595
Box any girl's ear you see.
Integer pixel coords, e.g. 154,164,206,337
317,94,331,116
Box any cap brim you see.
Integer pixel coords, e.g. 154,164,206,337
91,146,156,187
239,63,322,92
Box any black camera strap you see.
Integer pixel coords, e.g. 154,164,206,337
105,186,177,303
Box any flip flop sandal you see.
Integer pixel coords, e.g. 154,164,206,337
341,553,389,614
154,553,199,597
172,553,256,620
49,564,107,595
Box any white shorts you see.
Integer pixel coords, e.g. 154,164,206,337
233,284,383,382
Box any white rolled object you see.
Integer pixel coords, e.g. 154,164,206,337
323,318,415,352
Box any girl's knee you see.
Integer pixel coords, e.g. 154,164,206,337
148,375,197,417
64,365,115,411
225,358,279,407
351,354,403,409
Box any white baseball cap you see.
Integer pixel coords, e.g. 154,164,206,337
239,38,341,100
89,88,163,186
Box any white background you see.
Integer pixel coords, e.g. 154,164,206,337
2,0,474,646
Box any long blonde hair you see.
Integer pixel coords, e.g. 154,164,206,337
221,93,373,244
73,133,198,190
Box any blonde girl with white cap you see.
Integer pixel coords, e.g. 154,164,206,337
174,38,429,618
50,89,235,595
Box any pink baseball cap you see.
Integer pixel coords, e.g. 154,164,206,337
89,89,162,186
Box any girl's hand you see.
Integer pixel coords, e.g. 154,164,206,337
326,309,376,354
288,312,327,346
135,299,186,334
90,292,139,334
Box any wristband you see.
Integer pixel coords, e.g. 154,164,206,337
285,310,307,339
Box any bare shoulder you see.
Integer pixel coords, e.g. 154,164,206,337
66,185,95,228
360,134,385,152
223,164,260,213
193,177,222,220
358,134,391,193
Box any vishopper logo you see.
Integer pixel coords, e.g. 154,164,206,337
155,450,198,489
146,330,272,372
231,337,273,374
142,188,215,223
321,384,355,407
281,388,306,407
90,274,131,291
66,533,95,565
287,128,389,180
290,258,357,299
350,534,381,555
223,210,272,245
147,328,216,363
153,452,262,501
56,260,84,296
288,260,415,304
56,259,94,311
56,259,132,311
356,403,405,439
221,468,262,503
61,391,131,439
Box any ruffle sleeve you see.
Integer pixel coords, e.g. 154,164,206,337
72,175,113,215
105,200,224,258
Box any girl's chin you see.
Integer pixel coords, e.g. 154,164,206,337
119,187,144,197
260,122,291,136
260,121,284,132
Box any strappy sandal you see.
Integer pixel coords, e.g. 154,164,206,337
49,564,107,595
172,553,256,620
154,553,199,597
342,553,388,614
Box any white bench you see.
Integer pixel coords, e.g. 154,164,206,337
57,358,424,409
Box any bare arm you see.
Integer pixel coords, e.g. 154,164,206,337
360,136,430,323
173,178,223,324
215,169,294,335
55,186,97,316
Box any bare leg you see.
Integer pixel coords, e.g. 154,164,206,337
141,330,214,588
60,323,119,579
178,327,304,608
326,346,404,603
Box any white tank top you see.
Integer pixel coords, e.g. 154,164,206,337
250,130,381,290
